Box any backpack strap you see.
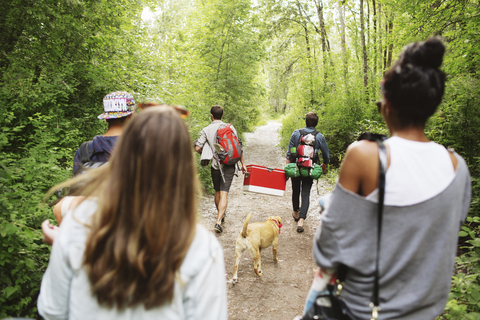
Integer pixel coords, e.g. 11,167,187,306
74,140,111,176
79,140,111,164
78,141,94,164
297,129,319,145
297,129,306,146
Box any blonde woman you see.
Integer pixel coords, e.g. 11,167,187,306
38,107,227,319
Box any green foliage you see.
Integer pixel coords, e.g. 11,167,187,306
440,216,480,319
427,76,480,165
1,0,479,316
268,0,480,317
0,113,71,317
427,76,480,219
1,0,264,314
0,0,159,316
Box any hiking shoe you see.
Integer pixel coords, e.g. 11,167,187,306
214,223,223,233
221,213,226,223
292,211,299,222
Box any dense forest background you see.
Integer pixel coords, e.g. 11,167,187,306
1,0,479,318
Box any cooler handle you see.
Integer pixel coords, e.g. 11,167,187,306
267,167,274,172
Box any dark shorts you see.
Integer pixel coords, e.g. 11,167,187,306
211,165,236,192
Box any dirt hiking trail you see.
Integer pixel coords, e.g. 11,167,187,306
198,120,334,320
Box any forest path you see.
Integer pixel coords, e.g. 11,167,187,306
198,120,333,320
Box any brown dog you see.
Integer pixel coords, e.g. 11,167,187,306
232,213,282,282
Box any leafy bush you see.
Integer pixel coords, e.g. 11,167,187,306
440,216,480,320
0,113,73,318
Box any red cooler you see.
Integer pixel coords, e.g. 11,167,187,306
243,165,287,196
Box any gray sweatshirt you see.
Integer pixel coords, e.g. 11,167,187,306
314,153,471,320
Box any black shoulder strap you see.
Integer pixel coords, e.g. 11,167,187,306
297,129,319,149
312,130,319,148
371,139,386,318
78,141,94,164
335,140,386,320
78,140,112,164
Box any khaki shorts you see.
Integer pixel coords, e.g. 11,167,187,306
211,165,236,192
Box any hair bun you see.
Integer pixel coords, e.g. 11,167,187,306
405,37,445,69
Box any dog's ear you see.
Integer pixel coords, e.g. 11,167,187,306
269,216,282,224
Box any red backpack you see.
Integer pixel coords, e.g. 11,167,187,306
215,124,243,165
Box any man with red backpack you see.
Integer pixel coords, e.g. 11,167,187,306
286,112,329,233
195,105,247,233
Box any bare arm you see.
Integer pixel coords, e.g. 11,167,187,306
240,154,247,174
45,196,85,246
53,196,84,225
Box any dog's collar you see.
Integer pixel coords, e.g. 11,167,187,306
269,219,283,234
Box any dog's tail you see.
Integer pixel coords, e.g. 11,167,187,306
241,213,251,238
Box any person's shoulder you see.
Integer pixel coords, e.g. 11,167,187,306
55,199,97,250
62,199,97,228
93,135,118,143
192,224,222,252
204,121,221,130
314,130,326,139
180,224,223,277
345,140,378,161
91,135,118,151
74,140,92,156
451,151,470,177
338,140,379,194
340,140,379,174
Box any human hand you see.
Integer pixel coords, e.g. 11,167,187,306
241,164,247,175
41,219,59,246
321,163,327,174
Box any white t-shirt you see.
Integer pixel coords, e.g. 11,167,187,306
60,196,75,217
38,200,228,320
366,136,455,206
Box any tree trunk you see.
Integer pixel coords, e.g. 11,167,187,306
373,0,377,75
338,1,347,80
386,20,394,68
383,15,387,70
367,0,370,50
296,0,315,106
360,0,368,99
314,0,329,90
303,25,315,106
216,15,234,81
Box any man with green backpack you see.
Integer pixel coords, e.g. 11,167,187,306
286,112,329,233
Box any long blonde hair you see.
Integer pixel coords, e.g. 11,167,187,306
49,106,200,309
